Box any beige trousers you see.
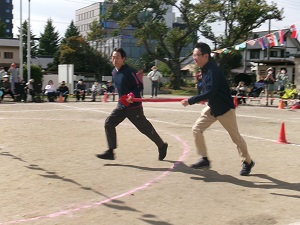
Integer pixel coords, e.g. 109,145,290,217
192,106,251,163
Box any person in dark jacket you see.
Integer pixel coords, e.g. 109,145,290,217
181,42,254,176
57,81,69,102
96,48,168,161
75,79,86,101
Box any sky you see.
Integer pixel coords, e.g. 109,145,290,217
11,0,300,41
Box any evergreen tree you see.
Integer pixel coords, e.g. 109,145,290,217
86,20,106,50
38,18,60,56
87,20,105,41
61,20,80,44
20,20,38,63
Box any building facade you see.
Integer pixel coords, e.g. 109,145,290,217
0,0,13,38
246,29,300,84
0,38,19,68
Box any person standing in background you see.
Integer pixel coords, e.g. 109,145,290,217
276,67,289,91
8,63,19,94
147,66,162,98
264,67,276,106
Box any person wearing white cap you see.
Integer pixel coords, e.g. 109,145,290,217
0,75,15,101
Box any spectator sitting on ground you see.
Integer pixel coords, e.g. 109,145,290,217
44,80,57,102
105,80,116,101
91,81,100,102
57,81,69,102
236,81,247,105
0,67,7,81
24,79,35,102
0,75,15,101
75,79,86,102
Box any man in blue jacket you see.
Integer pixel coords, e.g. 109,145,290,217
181,42,254,176
96,48,168,161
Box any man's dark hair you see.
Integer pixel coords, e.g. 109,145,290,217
112,48,127,58
194,42,211,57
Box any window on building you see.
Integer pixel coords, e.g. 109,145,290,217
6,0,11,3
270,51,278,57
5,19,10,23
6,28,10,33
286,52,290,57
4,52,13,59
250,50,260,59
5,9,11,13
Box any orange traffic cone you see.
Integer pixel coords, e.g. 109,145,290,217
278,99,284,109
233,96,238,108
103,92,107,103
58,94,63,103
276,122,288,144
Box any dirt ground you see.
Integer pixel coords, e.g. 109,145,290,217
0,96,300,225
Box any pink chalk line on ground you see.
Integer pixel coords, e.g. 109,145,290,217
0,133,190,225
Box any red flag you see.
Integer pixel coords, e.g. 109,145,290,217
290,24,298,38
279,30,285,45
266,34,275,47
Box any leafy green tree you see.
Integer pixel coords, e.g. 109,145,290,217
86,20,107,51
49,36,112,79
61,20,80,44
104,0,283,89
20,20,38,63
104,0,220,89
0,19,7,38
23,64,43,84
201,0,283,48
38,19,60,56
200,0,283,77
87,20,106,41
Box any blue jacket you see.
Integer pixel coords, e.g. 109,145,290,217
112,64,143,109
188,59,234,117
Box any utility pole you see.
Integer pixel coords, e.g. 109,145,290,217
27,0,31,81
19,0,23,80
267,18,271,60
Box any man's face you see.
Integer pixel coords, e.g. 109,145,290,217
192,48,208,67
111,51,125,70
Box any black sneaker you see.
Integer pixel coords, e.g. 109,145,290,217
240,160,255,176
191,158,210,169
158,143,168,161
96,150,115,160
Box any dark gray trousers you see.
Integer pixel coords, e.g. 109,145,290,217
105,106,164,150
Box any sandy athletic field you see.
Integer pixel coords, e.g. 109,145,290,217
0,97,300,225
